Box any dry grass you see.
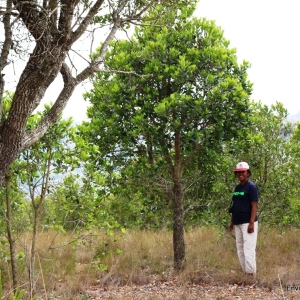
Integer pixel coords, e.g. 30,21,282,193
1,226,300,299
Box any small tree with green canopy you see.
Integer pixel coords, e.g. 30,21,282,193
81,4,252,270
286,120,300,226
240,101,297,227
0,100,79,296
0,166,28,294
209,101,296,228
49,171,121,231
20,109,78,296
243,102,294,226
0,93,30,293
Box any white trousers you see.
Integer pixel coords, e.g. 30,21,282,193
234,221,258,274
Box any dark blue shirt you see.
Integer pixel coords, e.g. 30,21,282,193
231,180,259,225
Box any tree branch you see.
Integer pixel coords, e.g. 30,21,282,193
22,63,76,150
70,0,105,44
0,0,13,116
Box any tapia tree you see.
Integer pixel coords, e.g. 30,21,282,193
80,4,253,270
0,0,185,186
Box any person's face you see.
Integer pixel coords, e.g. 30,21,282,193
235,170,249,184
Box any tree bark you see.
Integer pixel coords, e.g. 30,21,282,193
172,181,186,271
171,130,186,271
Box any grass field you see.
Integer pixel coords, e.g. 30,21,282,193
1,226,300,299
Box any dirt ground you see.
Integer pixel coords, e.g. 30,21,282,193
85,280,300,300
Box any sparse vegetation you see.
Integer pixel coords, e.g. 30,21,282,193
1,226,300,299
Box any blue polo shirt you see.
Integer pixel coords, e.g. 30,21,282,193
231,180,259,225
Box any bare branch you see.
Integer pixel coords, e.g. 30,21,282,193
71,0,105,44
0,0,13,115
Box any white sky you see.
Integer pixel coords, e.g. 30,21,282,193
4,1,299,122
194,0,300,117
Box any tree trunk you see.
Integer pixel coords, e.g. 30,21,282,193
27,150,51,297
172,182,185,271
28,208,39,298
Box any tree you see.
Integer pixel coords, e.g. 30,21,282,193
238,101,296,226
1,101,78,296
49,172,120,231
20,110,77,296
80,5,252,270
1,168,28,294
209,101,296,228
0,0,183,186
286,120,300,226
0,92,30,294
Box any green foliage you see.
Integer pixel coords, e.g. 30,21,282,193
209,101,299,228
85,14,252,157
80,7,253,231
48,172,121,231
15,107,81,233
0,175,29,236
239,102,295,226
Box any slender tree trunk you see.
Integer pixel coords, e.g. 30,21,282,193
28,208,40,298
27,151,51,297
4,174,18,292
165,130,186,271
172,182,185,271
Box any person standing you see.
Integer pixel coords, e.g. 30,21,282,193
229,161,259,278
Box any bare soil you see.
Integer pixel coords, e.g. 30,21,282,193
85,279,300,300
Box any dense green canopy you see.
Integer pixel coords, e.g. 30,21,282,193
81,4,253,270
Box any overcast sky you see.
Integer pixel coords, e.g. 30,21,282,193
194,0,300,117
44,0,300,121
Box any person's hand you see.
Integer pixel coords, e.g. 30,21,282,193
229,222,234,232
248,222,254,233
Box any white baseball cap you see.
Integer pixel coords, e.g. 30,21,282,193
234,162,250,172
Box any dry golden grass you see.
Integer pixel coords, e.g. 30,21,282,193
1,226,300,299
